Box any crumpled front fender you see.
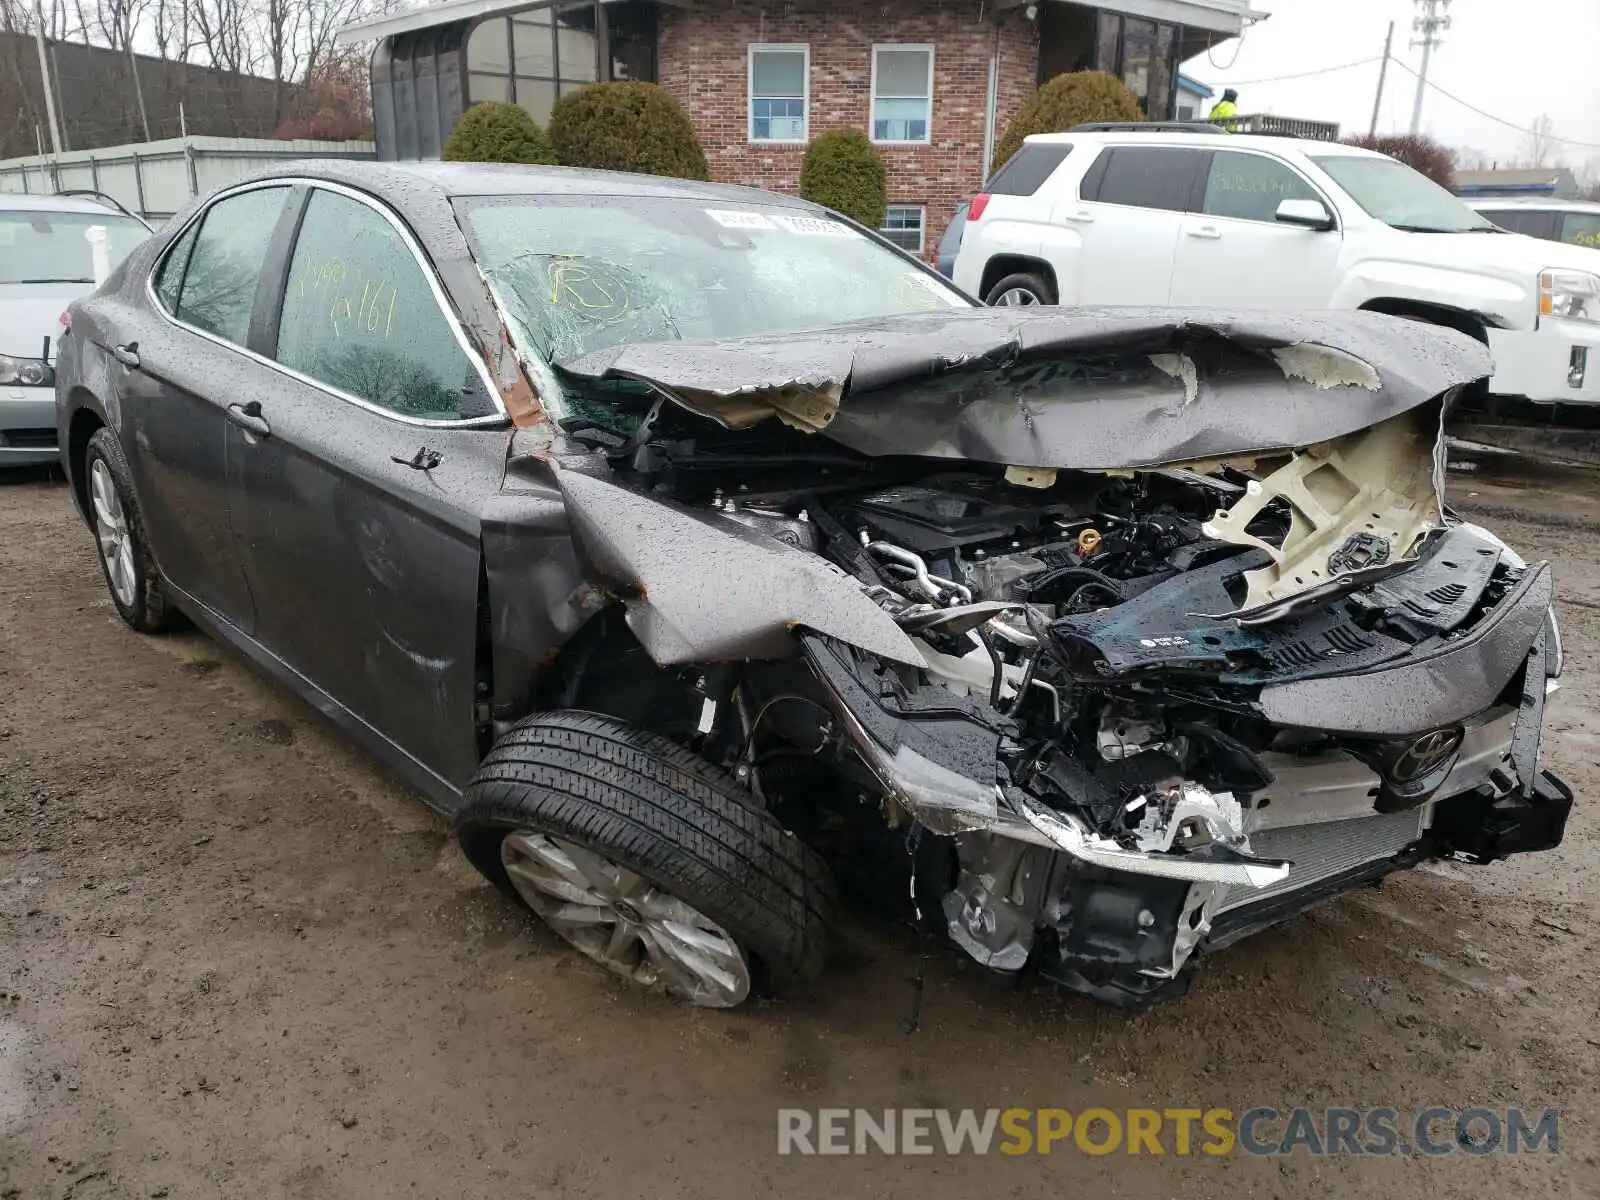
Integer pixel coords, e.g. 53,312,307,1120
552,465,925,668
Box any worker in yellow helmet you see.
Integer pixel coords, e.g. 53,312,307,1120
1209,88,1239,131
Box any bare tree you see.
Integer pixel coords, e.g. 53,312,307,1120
1526,113,1557,168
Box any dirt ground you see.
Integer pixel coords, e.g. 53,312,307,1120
1,453,1597,1200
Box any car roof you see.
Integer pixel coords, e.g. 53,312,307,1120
1464,196,1600,212
1021,130,1383,161
0,192,142,216
242,159,821,209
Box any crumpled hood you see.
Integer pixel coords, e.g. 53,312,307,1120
560,307,1492,471
0,287,77,360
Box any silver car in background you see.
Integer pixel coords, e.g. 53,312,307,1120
1,193,149,466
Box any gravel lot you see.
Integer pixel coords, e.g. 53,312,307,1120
1,454,1597,1199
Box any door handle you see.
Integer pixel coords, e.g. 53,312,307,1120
111,341,140,369
1062,210,1096,223
226,400,270,438
1187,225,1222,240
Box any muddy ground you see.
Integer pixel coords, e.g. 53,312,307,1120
1,454,1597,1199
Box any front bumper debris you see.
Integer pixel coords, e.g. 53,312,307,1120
1433,768,1575,863
1009,786,1291,887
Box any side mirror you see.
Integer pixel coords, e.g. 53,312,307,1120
1275,198,1336,231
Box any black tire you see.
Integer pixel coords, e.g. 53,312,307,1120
82,427,183,634
456,711,835,1001
984,271,1055,306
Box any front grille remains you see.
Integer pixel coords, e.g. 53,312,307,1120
1218,808,1428,912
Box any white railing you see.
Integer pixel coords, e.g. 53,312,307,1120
0,135,376,222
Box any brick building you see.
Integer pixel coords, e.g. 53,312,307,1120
339,0,1261,258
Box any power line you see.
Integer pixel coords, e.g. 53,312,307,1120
1218,57,1381,87
1388,59,1600,151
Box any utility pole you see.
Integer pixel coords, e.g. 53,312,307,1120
1409,0,1451,135
31,0,63,156
1369,21,1394,138
127,38,151,142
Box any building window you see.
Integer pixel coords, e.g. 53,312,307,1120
871,45,933,144
466,2,597,125
1087,12,1178,119
880,205,925,254
749,45,808,142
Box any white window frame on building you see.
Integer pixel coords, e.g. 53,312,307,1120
748,44,810,144
869,44,934,145
879,204,925,254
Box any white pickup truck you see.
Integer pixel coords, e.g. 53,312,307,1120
952,127,1600,445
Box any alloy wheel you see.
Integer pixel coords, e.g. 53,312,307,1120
500,830,752,1007
90,458,136,608
994,287,1041,306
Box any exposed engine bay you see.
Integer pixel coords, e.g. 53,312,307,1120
535,311,1575,1008
568,406,1571,1006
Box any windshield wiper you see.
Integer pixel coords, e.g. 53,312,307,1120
1389,224,1501,235
15,277,94,283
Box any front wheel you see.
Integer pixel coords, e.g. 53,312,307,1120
455,711,835,1007
984,271,1055,307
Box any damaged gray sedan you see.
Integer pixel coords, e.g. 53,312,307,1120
56,163,1573,1009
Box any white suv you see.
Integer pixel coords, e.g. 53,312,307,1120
952,129,1600,410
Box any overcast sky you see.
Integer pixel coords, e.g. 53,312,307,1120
1184,0,1600,175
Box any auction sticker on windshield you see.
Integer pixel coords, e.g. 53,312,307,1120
770,214,857,238
705,209,777,230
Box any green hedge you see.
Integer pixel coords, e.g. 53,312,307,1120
798,128,888,229
992,71,1144,173
442,102,554,164
548,82,709,180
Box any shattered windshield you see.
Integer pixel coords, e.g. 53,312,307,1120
455,195,968,364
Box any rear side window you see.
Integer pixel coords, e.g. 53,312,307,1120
1561,212,1600,248
274,189,485,421
154,224,199,312
1479,209,1559,239
1200,151,1320,222
986,144,1073,196
165,187,289,346
1082,147,1206,212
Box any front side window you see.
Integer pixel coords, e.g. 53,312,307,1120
1086,146,1205,212
1561,211,1600,248
1201,151,1321,223
166,186,289,346
872,46,932,144
0,209,148,286
275,189,483,421
1311,154,1495,233
749,45,807,142
879,205,925,254
458,195,967,366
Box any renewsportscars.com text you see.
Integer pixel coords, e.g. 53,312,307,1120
776,1107,1559,1157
